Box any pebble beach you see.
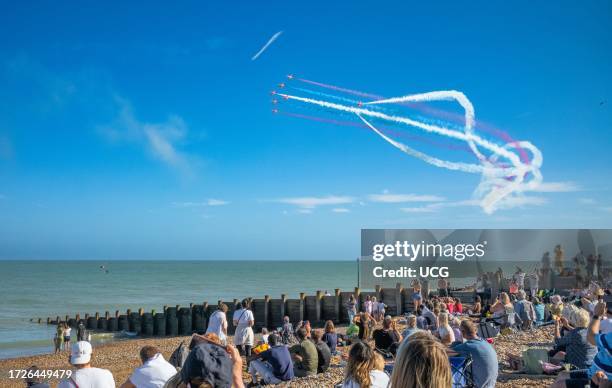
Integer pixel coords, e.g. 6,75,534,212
0,322,557,387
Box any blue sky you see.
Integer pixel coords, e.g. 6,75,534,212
0,1,611,260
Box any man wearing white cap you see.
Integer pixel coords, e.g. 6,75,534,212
58,341,115,388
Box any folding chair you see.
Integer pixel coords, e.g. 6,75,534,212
449,356,474,388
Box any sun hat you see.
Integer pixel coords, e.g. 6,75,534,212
70,341,92,365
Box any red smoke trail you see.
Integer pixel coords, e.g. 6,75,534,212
297,78,379,100
294,77,530,164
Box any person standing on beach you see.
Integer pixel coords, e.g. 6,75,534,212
525,269,540,298
233,299,255,357
587,254,596,282
345,295,357,325
54,323,64,353
280,316,295,345
206,303,229,345
371,297,379,322
513,267,526,291
77,321,87,342
596,254,604,281
438,278,448,297
363,295,373,316
411,279,422,313
58,341,115,388
554,244,565,275
63,323,72,352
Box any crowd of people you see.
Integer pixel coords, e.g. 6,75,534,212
25,273,612,388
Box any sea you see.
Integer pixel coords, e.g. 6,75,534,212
0,259,537,359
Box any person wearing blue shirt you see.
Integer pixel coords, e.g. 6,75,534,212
248,333,294,385
450,320,498,388
533,297,546,324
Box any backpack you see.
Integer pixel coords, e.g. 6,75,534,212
168,341,189,368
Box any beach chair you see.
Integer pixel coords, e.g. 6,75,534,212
477,321,499,338
449,356,474,388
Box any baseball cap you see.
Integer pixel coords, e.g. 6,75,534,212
70,341,92,365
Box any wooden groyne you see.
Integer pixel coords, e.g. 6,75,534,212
37,282,477,337
35,269,584,337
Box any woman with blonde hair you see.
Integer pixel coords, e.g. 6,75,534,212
390,332,452,388
490,292,513,316
342,341,388,388
551,307,596,368
436,312,456,345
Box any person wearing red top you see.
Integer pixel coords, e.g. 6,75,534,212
447,301,455,314
454,298,463,314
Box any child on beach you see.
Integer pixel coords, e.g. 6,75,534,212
280,316,295,345
54,323,64,353
345,317,360,343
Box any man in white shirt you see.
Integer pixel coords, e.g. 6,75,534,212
205,303,229,345
119,346,176,388
58,341,115,388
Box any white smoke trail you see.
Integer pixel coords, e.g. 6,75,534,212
251,31,283,61
278,91,543,213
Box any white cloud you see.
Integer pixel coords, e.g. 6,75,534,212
531,181,580,193
297,208,313,214
99,97,192,173
206,199,230,206
398,196,546,213
275,195,354,209
579,198,596,205
401,206,438,213
368,193,445,203
494,196,548,209
172,199,229,208
332,208,350,213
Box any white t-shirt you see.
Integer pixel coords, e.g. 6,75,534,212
128,353,176,388
438,325,455,344
233,308,254,326
64,327,72,336
601,318,612,334
58,367,115,388
206,310,228,341
342,370,390,388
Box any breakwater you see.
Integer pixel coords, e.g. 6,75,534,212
39,282,468,336
36,268,578,337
